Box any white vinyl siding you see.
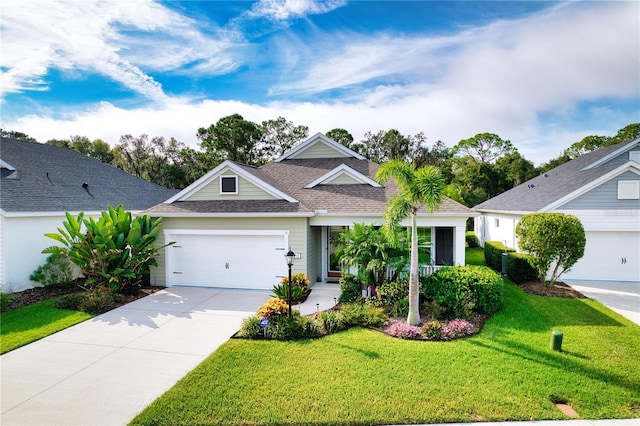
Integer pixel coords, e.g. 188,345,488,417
618,180,640,200
289,141,350,159
324,174,362,185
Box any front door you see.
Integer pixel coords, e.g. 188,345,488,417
327,226,347,278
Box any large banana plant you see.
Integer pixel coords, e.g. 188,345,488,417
43,205,171,291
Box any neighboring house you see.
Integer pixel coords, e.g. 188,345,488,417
0,137,178,292
474,138,640,283
145,133,474,290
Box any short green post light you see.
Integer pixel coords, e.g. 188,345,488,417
550,330,563,351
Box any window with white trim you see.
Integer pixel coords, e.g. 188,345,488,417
220,175,238,194
495,218,500,228
630,151,640,163
617,180,640,200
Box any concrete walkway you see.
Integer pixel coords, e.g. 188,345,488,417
1,285,340,425
564,280,640,325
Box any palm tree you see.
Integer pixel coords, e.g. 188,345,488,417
376,160,445,325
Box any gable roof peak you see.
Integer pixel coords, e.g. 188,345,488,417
275,132,366,162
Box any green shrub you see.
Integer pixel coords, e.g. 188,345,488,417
339,303,388,327
320,311,346,334
391,298,409,317
265,313,320,341
239,315,264,339
257,297,289,319
338,274,363,303
484,241,515,272
506,252,538,284
54,292,86,311
271,283,304,302
421,265,503,320
279,273,311,293
79,287,116,315
1,292,15,312
465,231,479,248
365,279,409,308
30,254,74,286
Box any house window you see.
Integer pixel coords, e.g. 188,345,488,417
220,175,238,194
630,151,640,163
618,180,640,200
495,218,500,228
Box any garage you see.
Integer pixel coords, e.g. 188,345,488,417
165,231,289,289
563,231,640,282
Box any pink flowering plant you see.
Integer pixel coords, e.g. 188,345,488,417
384,318,423,339
440,319,475,340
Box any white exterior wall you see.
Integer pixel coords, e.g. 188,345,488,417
474,213,521,249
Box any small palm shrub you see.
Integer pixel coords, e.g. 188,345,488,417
271,283,304,302
319,311,346,334
338,274,363,303
339,303,388,327
257,297,289,319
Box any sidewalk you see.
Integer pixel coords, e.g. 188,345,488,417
1,286,340,425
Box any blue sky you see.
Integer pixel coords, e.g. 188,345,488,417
1,0,638,165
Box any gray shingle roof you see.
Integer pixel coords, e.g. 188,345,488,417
474,139,639,212
1,138,178,213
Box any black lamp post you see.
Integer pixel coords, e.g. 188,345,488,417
285,248,296,317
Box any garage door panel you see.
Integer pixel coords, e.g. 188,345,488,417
166,233,288,289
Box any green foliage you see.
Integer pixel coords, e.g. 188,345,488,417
506,252,538,284
484,240,515,271
391,298,409,317
30,253,74,286
365,279,409,308
264,313,321,341
334,223,405,286
1,292,15,312
465,231,479,248
422,265,503,320
54,292,86,311
319,311,347,334
239,316,263,339
271,283,303,302
338,303,388,328
42,205,171,292
338,274,363,303
516,213,586,286
452,132,515,163
79,286,118,315
421,320,442,340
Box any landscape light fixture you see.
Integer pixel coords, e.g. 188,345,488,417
285,248,296,317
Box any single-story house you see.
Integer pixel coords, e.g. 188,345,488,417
145,133,475,290
0,137,178,292
474,138,640,283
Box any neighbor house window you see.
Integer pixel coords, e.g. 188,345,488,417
618,180,640,200
220,175,238,194
495,218,500,228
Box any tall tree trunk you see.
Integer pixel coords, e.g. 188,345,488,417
407,212,420,325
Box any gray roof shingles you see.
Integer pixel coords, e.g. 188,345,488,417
473,139,638,212
1,138,178,213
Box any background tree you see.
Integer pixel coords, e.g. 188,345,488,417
495,151,537,187
326,128,354,148
197,113,262,165
515,212,586,286
258,116,308,163
452,132,515,163
376,160,445,325
0,129,37,141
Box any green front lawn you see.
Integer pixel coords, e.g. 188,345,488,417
131,253,640,425
0,298,91,354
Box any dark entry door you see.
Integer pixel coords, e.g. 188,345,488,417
435,227,454,266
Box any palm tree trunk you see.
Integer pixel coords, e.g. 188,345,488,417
407,212,420,325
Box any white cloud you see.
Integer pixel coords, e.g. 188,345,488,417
245,0,346,22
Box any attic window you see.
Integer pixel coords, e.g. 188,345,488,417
220,175,238,194
630,151,640,163
618,180,640,200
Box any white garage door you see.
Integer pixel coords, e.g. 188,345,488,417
564,231,640,282
166,232,289,289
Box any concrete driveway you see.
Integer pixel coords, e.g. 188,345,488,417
1,287,272,426
564,280,640,326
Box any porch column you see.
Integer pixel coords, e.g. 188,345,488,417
455,225,466,266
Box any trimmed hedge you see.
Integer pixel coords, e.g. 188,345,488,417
484,240,515,271
506,252,538,283
465,231,479,248
421,265,504,320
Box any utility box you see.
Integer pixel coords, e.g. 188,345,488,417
501,252,508,274
550,330,563,351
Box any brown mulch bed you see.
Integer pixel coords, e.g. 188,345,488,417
6,282,164,311
518,281,586,298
